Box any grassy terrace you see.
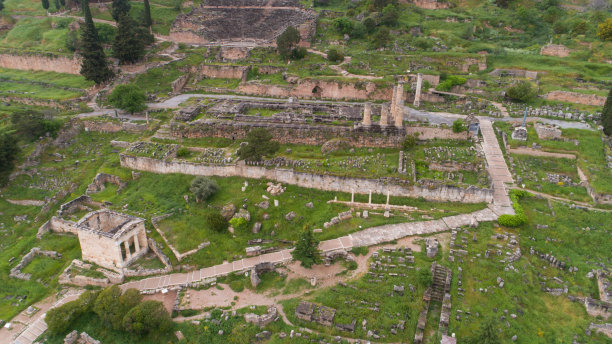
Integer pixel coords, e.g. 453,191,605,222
495,121,612,195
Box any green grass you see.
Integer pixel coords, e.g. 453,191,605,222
0,17,73,54
0,68,93,89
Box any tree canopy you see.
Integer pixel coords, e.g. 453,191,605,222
123,301,172,334
276,26,301,58
602,87,612,136
237,128,280,161
190,176,218,203
111,0,130,21
0,131,19,186
506,81,536,103
291,229,321,268
113,15,146,64
108,84,147,114
80,0,114,84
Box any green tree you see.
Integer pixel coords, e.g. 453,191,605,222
206,212,228,232
0,0,4,12
402,134,417,151
123,301,172,334
363,17,377,33
276,26,301,58
10,111,62,141
467,317,501,344
333,17,353,35
351,22,367,38
237,128,280,161
108,84,147,115
118,289,143,324
142,0,152,27
190,176,218,203
42,0,50,10
602,87,612,136
111,0,130,21
291,229,321,268
373,0,396,10
54,0,60,9
0,131,20,186
93,285,123,329
507,81,536,103
452,119,466,133
597,18,612,41
371,27,390,48
113,15,145,64
80,0,114,84
45,300,82,334
381,4,399,26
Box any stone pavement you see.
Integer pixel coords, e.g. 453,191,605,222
479,119,514,215
11,290,83,344
120,207,497,293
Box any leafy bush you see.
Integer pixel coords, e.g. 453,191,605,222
229,280,245,292
176,147,190,158
108,84,147,115
435,75,467,92
371,27,390,48
206,212,228,232
327,48,344,63
0,132,20,186
507,81,536,103
452,119,467,133
290,47,307,60
333,17,353,35
351,22,367,38
190,176,218,203
276,26,300,58
93,285,124,330
123,301,172,334
237,128,279,161
291,229,321,268
45,300,82,334
229,217,247,230
402,134,418,151
363,17,377,33
497,189,529,227
381,4,399,26
597,18,612,41
345,260,358,270
10,111,63,141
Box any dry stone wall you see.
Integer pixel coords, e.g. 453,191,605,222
82,120,148,133
120,154,494,203
0,53,82,74
540,44,570,57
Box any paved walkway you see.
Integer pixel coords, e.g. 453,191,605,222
479,119,514,215
120,208,496,292
10,290,82,344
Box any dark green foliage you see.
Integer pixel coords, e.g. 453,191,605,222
45,300,82,334
10,111,62,141
402,134,417,151
371,27,390,48
123,301,172,334
176,147,190,157
80,0,114,84
351,22,367,38
64,29,78,52
142,0,152,27
113,15,145,64
118,289,142,324
452,119,467,133
291,229,321,268
333,17,353,35
363,17,377,33
190,176,218,203
494,0,510,8
108,84,147,114
111,0,130,21
93,285,123,329
506,81,536,103
327,48,344,63
42,0,50,10
0,0,4,12
95,23,116,44
497,189,528,227
205,212,228,232
372,0,396,11
602,87,612,136
435,75,466,91
381,4,399,26
276,26,301,58
237,128,280,161
0,131,19,186
77,290,100,313
290,46,307,60
136,24,155,45
598,18,612,41
314,0,329,5
417,267,432,286
54,0,60,10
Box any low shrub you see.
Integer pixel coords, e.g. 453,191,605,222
498,189,529,227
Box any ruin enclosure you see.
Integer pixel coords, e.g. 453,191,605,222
76,210,148,271
170,0,317,46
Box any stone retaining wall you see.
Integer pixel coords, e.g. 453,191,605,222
0,53,82,74
82,120,148,133
120,154,494,203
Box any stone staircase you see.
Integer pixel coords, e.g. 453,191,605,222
430,263,451,302
152,124,172,140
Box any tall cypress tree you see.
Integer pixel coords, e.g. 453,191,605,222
42,0,50,10
0,0,5,12
602,88,612,136
113,15,144,64
54,0,60,10
80,0,113,84
143,0,152,28
111,0,130,21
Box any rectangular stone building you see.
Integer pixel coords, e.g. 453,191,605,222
76,210,148,271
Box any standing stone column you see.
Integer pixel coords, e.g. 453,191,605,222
394,82,405,128
134,234,140,253
124,241,132,260
413,73,423,108
380,103,390,127
362,103,372,126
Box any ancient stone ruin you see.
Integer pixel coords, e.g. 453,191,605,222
76,209,149,271
295,301,336,326
170,0,317,46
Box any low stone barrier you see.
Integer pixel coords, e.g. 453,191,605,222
120,154,494,204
